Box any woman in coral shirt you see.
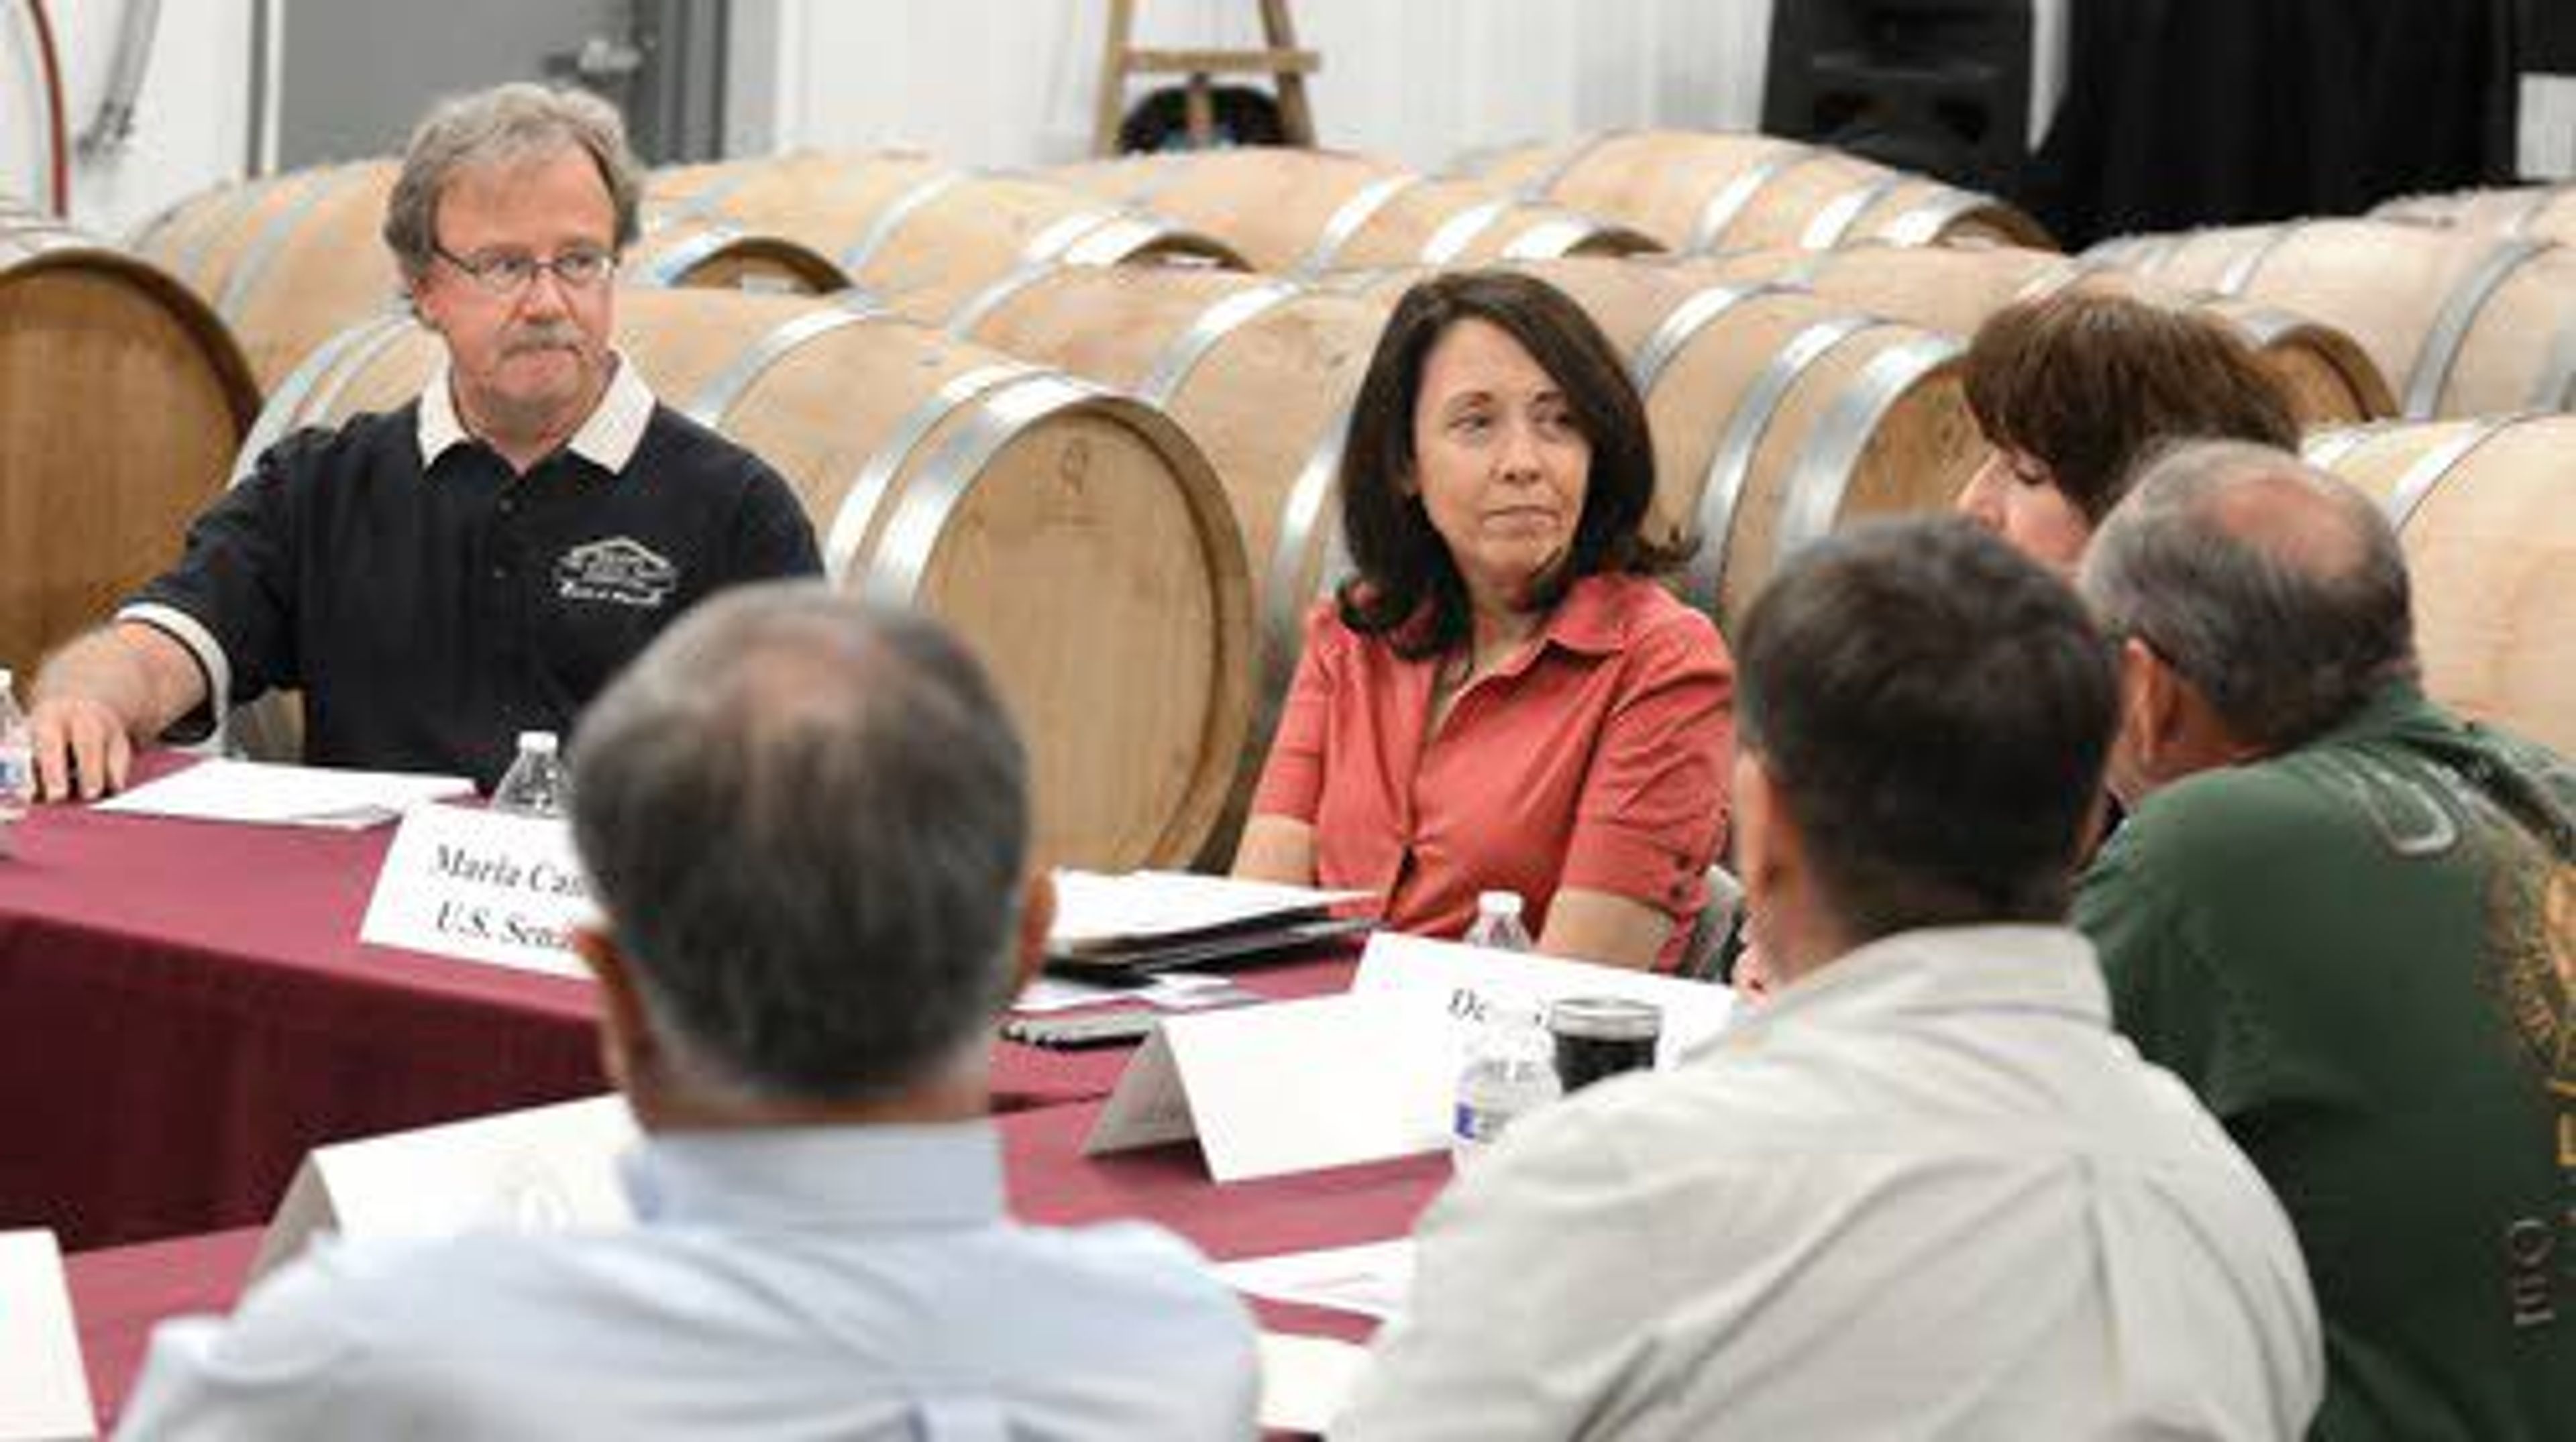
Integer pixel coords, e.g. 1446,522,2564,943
1234,270,1733,970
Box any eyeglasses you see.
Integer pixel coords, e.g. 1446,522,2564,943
431,241,619,296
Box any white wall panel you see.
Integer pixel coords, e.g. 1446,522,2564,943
2,0,256,237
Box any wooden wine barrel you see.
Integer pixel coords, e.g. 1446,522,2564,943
130,161,848,391
2082,219,2576,419
0,202,261,676
2373,184,2576,249
2303,415,2576,755
949,264,1397,863
1450,129,2054,255
235,289,1253,870
649,152,1246,326
1045,148,1661,276
1682,243,2395,425
1327,257,1983,632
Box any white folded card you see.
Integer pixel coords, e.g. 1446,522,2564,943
358,804,596,979
1085,932,1734,1180
0,1230,96,1442
254,1095,635,1281
93,758,471,829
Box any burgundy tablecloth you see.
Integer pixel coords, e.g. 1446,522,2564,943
67,1100,1447,1429
0,798,603,1251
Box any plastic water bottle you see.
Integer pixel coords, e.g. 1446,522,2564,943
490,731,571,818
1462,891,1534,952
0,669,33,852
1450,1000,1561,1167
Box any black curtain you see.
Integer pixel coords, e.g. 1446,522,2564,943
2021,0,2520,248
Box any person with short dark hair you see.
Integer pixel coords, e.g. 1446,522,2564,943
2076,441,2574,1442
1334,516,2322,1439
1955,289,2298,571
29,82,818,797
116,585,1258,1439
1233,269,1733,970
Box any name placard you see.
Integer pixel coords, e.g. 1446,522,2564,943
1350,932,1737,1064
358,805,596,979
1085,934,1735,1181
255,1095,636,1281
0,1229,96,1441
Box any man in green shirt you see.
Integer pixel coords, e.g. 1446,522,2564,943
2075,439,2573,1441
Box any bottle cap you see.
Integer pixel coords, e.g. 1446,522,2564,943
517,730,559,755
1475,890,1523,918
1548,995,1663,1042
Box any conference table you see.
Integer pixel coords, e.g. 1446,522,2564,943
4,760,1448,1433
66,1098,1452,1430
0,763,1358,1252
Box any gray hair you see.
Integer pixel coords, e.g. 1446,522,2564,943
570,583,1031,1103
2080,439,2418,751
382,82,643,281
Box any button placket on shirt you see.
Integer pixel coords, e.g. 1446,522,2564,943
484,466,544,710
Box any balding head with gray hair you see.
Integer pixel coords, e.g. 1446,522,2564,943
2079,439,2418,753
570,583,1030,1105
382,82,643,284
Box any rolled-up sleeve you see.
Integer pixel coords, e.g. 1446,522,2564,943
1558,608,1734,922
1248,602,1344,824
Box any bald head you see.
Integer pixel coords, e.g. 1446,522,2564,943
571,583,1031,1104
2080,440,2417,753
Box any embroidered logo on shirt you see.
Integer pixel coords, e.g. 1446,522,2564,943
555,537,678,609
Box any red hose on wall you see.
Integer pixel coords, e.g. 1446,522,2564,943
24,0,70,215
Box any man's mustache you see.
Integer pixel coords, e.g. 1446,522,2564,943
504,324,588,355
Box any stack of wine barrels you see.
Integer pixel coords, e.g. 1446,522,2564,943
1679,244,2393,427
2373,183,2576,247
1450,129,2054,254
1044,147,1662,275
0,197,260,677
648,152,1246,326
2081,218,2576,419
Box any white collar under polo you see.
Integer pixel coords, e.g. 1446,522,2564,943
416,349,656,475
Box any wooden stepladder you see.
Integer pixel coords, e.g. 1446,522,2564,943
1091,0,1321,156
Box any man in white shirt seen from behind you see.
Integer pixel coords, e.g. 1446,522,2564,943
1334,516,2322,1441
117,584,1259,1440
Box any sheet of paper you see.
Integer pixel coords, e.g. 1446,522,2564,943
1220,1238,1416,1322
1050,869,1368,949
358,805,596,979
1255,1332,1375,1437
94,758,472,829
0,1230,97,1441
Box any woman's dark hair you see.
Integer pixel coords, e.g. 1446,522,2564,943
1963,289,2299,523
1336,268,1684,659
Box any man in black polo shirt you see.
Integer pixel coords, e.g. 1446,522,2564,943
28,82,818,795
